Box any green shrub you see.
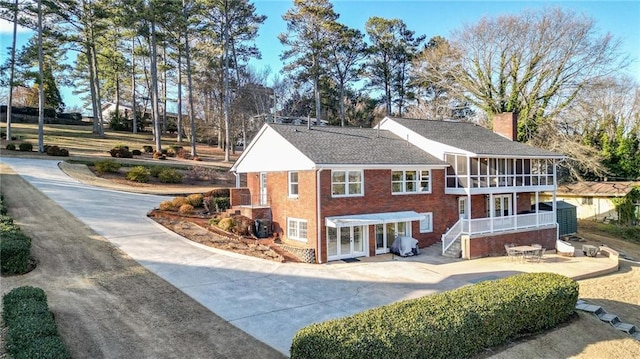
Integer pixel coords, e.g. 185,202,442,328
149,165,164,177
158,168,183,183
211,197,230,212
209,217,221,226
290,273,578,359
12,335,71,359
2,286,70,359
6,143,16,150
1,213,14,226
2,297,51,327
186,193,204,208
2,287,47,312
125,166,150,183
0,237,31,274
95,159,121,173
46,145,69,157
109,145,133,158
171,196,188,208
143,145,153,153
132,149,142,156
217,217,235,231
18,142,33,152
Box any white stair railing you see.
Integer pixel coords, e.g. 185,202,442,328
441,219,464,254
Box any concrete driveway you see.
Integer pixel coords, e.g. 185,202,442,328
0,158,618,356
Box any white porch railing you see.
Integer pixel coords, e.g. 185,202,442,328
442,212,556,254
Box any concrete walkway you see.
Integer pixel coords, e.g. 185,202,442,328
0,158,619,356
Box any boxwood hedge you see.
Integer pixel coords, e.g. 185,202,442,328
2,286,71,359
290,272,578,359
0,209,32,275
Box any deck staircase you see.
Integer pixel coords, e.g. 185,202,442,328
576,299,640,341
442,237,462,258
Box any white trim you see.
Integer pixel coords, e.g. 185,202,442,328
419,212,433,233
288,171,299,198
287,217,308,242
325,211,426,228
331,169,364,197
391,169,432,194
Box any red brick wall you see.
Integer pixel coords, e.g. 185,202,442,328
316,169,457,261
267,171,318,249
465,226,557,259
517,193,532,213
493,112,517,140
242,169,546,263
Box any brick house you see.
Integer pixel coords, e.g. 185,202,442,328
230,114,563,263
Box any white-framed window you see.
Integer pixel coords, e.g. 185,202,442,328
332,170,363,197
287,218,308,241
288,171,299,197
392,170,431,194
419,212,433,233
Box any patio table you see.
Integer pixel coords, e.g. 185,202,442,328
510,245,541,262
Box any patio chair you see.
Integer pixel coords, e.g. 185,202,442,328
534,248,546,263
506,247,523,262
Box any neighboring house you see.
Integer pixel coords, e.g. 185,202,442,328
542,181,640,221
101,101,186,125
230,113,563,263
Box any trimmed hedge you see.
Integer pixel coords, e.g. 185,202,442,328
0,239,31,274
0,203,32,275
290,273,578,359
2,286,71,359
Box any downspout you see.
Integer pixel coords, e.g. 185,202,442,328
233,171,240,188
316,168,324,263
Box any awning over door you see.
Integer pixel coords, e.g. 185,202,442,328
325,211,426,228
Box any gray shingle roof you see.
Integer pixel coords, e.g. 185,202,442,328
388,117,562,157
268,124,446,166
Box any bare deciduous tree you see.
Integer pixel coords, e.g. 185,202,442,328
427,7,628,141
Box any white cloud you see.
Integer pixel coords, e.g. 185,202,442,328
0,18,31,34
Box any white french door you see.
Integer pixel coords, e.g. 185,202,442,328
327,225,367,260
375,222,410,254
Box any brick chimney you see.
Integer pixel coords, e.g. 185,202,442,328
493,112,518,141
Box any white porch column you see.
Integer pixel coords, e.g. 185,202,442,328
489,193,494,232
535,191,539,226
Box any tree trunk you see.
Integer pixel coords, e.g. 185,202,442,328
150,18,162,152
5,0,19,141
37,0,44,152
223,0,231,162
162,42,167,133
131,37,137,134
177,47,183,143
184,22,197,157
339,84,345,127
90,41,104,136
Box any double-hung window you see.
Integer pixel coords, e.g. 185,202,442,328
419,212,433,233
288,171,299,197
287,218,308,241
332,170,363,196
392,170,431,194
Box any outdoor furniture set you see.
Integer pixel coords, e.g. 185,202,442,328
505,243,546,263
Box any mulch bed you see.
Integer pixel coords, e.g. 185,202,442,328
147,210,300,263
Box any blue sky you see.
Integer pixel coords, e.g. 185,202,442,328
250,0,640,81
1,0,639,112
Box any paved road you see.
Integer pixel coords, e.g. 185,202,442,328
3,157,613,356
